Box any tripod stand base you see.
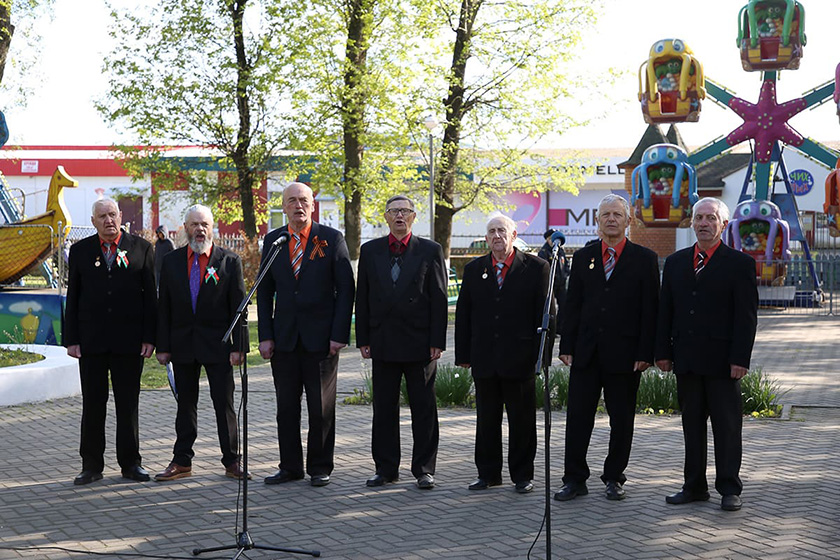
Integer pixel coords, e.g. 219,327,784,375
192,530,320,558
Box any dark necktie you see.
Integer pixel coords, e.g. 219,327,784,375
103,243,115,269
604,247,616,280
495,262,505,288
190,254,201,312
390,242,404,284
695,251,707,277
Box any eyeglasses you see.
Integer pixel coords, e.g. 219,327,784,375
386,208,415,216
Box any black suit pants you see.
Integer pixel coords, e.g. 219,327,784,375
473,375,536,483
676,373,743,496
270,343,338,477
78,353,144,472
171,361,239,468
371,359,439,479
563,363,641,485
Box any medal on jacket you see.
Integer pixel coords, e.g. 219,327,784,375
482,268,488,280
589,257,595,270
95,257,101,267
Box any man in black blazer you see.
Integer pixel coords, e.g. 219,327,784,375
65,198,156,485
153,205,248,482
356,195,447,490
455,214,551,494
656,197,758,512
554,194,660,502
258,182,355,487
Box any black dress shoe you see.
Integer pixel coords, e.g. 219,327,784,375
74,470,103,486
721,494,742,511
310,474,331,487
515,481,534,494
366,473,399,487
468,478,502,491
665,489,710,505
416,474,435,489
605,481,626,501
121,466,150,482
554,482,588,501
264,469,304,485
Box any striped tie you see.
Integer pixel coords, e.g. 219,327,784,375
495,262,505,288
604,247,616,280
695,250,707,277
291,233,303,279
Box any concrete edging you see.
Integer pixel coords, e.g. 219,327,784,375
0,343,80,407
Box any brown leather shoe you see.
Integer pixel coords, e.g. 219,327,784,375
154,463,192,482
225,462,252,480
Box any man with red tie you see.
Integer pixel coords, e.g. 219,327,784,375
65,198,156,485
554,194,659,502
656,197,758,512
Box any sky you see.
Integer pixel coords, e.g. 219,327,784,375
3,0,840,151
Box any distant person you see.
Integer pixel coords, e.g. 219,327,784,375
153,205,249,482
536,228,568,329
554,194,659,502
154,225,176,288
455,213,552,494
355,195,447,490
656,197,758,512
64,198,156,485
257,182,355,488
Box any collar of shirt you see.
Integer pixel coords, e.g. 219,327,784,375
187,244,213,282
491,249,517,282
388,232,411,252
601,237,627,265
99,231,123,252
694,240,722,264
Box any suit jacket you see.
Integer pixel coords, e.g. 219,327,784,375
655,242,758,377
64,231,156,354
156,245,247,364
559,239,660,373
257,222,355,353
355,235,448,362
455,249,550,379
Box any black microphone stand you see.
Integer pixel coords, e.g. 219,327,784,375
534,239,562,560
193,233,320,559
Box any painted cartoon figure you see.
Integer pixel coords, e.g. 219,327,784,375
824,158,840,237
737,0,806,71
724,199,791,285
638,38,705,124
630,143,698,227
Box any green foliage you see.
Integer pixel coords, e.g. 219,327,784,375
741,366,787,417
636,367,679,414
0,346,43,368
536,365,570,410
435,364,474,408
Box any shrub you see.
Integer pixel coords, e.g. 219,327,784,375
343,367,374,405
741,366,787,417
435,364,474,407
636,367,678,414
535,365,570,410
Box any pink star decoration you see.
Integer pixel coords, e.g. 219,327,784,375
726,80,807,163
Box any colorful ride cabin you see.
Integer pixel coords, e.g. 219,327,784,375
639,38,705,124
738,0,806,71
630,143,699,227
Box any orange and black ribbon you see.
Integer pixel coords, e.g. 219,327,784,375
309,236,328,260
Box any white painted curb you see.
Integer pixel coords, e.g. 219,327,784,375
0,344,81,407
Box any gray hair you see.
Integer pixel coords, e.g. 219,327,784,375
597,194,631,220
184,204,214,224
693,197,730,222
385,194,415,210
91,198,119,217
485,212,516,234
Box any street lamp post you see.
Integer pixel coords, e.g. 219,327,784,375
423,116,438,241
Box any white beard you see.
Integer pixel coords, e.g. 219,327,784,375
189,237,212,255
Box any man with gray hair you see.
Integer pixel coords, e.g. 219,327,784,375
555,193,659,502
153,204,249,482
455,213,551,494
65,198,157,485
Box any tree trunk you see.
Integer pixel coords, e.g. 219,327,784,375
0,2,14,86
341,0,371,260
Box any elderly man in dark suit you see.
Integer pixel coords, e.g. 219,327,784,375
356,195,448,490
455,213,551,494
65,198,156,485
258,182,355,488
657,197,758,512
554,194,660,502
153,204,248,482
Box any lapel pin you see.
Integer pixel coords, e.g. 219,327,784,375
589,257,595,270
481,268,488,280
95,258,101,268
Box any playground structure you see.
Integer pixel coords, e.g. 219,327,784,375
634,0,838,304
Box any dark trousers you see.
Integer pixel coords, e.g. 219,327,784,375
563,363,641,485
171,361,239,468
371,359,439,479
78,353,144,472
676,373,743,496
473,375,536,483
270,343,338,477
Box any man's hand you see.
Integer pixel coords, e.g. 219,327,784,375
656,359,673,372
230,352,244,366
730,364,748,379
67,345,81,359
559,354,572,367
140,343,154,359
157,352,171,366
359,346,371,359
329,340,346,356
634,361,651,372
259,340,274,360
430,347,442,361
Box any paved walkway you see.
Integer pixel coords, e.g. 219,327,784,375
0,315,839,559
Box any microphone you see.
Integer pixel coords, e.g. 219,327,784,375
272,231,292,247
550,230,566,247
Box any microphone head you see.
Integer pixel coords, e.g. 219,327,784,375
278,231,291,243
550,230,566,246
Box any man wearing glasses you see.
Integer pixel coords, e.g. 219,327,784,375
355,195,448,490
